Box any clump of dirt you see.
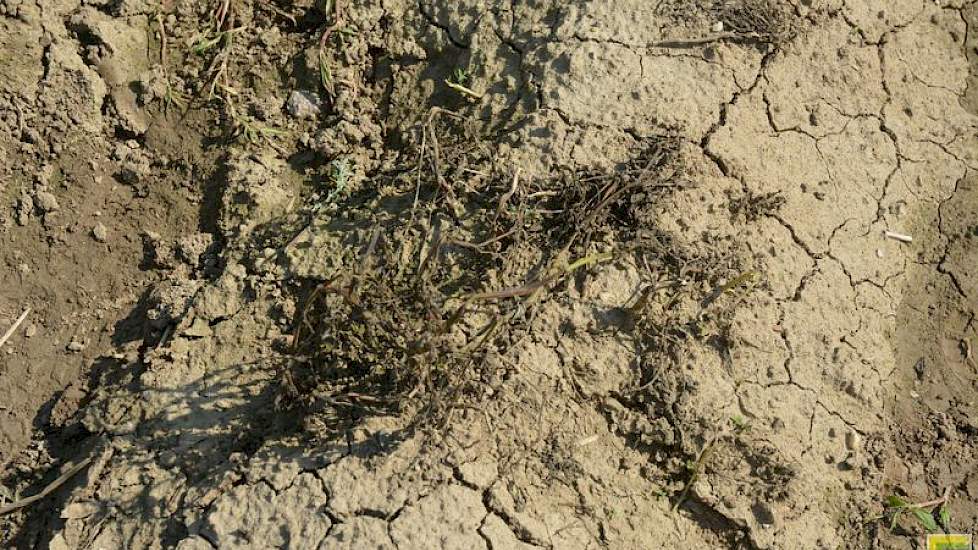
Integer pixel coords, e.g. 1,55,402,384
0,0,215,473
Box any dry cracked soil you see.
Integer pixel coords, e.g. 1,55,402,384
1,0,978,549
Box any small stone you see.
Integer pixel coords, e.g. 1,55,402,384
35,191,60,212
67,340,86,352
61,501,101,519
92,222,108,242
24,324,37,338
845,430,860,451
711,21,724,32
287,90,322,119
16,196,33,225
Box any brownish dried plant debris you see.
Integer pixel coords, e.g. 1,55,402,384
279,116,710,436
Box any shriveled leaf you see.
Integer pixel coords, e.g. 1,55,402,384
911,507,938,532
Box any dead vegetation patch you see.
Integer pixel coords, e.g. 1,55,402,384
278,109,698,437
716,0,799,44
656,0,800,47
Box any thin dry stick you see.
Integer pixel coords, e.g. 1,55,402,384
464,252,614,302
445,79,484,99
0,457,93,516
155,13,169,72
652,31,763,48
214,0,232,31
493,169,520,225
0,307,30,350
318,0,344,49
672,435,717,512
912,487,953,510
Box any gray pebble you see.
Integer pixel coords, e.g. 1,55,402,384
287,90,322,120
67,340,86,352
35,191,59,212
92,222,108,242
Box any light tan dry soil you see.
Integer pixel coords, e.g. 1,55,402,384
1,0,978,549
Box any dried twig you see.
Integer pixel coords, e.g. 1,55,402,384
464,252,614,302
493,169,520,225
652,31,762,48
445,80,484,100
672,435,717,512
0,457,93,516
155,13,170,71
318,0,344,48
884,230,913,243
911,487,952,510
0,307,30,350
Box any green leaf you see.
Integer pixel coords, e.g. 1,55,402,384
886,495,909,509
911,507,938,532
889,509,903,530
939,504,951,531
191,33,224,55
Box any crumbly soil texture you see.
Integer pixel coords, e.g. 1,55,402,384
2,0,978,548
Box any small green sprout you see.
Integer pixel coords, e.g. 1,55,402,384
730,414,751,432
161,85,188,112
221,94,283,143
445,66,482,100
236,120,284,143
318,48,334,96
191,32,227,55
450,67,469,85
153,13,187,113
884,493,952,534
326,158,351,203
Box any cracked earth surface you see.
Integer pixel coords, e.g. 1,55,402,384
2,0,978,549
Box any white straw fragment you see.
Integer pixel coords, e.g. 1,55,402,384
0,308,31,350
884,230,913,243
576,434,601,447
